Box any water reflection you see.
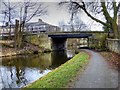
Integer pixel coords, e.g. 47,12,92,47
51,50,68,68
0,50,75,88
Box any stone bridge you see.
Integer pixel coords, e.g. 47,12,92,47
48,34,92,50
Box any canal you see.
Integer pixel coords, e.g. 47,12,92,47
0,50,75,88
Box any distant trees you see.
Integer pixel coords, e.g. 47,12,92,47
58,9,88,31
64,1,88,31
16,1,47,48
58,20,65,31
2,0,47,48
19,1,47,32
2,1,19,39
59,0,120,38
58,16,88,32
70,15,88,31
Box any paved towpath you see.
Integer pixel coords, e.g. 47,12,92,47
69,49,118,88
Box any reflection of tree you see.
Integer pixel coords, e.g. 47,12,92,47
9,67,13,85
1,53,67,87
15,64,27,86
16,66,21,84
3,58,28,87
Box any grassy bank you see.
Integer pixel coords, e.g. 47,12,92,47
24,51,89,88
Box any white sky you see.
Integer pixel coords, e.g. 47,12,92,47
23,2,104,31
3,0,120,2
1,1,118,31
30,2,70,26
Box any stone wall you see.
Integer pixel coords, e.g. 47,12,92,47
67,38,88,49
106,38,120,54
26,33,51,51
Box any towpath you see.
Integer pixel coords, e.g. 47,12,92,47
69,49,118,88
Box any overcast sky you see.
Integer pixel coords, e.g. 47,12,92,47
1,0,119,31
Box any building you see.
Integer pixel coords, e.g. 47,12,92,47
0,19,60,35
0,25,15,34
25,19,60,33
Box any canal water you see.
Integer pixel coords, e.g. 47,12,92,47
0,50,75,88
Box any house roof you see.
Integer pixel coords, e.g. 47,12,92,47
25,19,49,27
1,19,59,29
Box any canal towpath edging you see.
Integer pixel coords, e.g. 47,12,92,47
23,51,89,88
68,49,118,88
0,41,51,57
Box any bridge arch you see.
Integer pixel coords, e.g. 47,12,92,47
48,34,92,50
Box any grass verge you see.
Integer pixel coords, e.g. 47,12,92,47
23,51,89,88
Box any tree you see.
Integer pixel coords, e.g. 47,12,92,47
17,1,47,48
1,0,47,48
2,1,19,39
59,0,120,39
58,20,65,31
14,19,19,49
71,15,88,31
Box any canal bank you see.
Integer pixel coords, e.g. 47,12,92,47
0,33,89,57
24,51,89,88
0,42,51,57
0,33,51,57
0,49,75,88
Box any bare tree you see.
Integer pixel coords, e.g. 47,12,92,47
58,20,66,31
1,0,47,48
17,1,47,48
59,0,120,38
72,15,88,31
2,1,19,39
19,1,47,31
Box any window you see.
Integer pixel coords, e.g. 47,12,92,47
43,25,46,30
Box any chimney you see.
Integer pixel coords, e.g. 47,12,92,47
38,19,42,22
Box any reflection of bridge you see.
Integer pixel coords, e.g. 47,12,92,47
48,34,92,50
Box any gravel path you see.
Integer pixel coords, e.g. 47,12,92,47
69,49,118,88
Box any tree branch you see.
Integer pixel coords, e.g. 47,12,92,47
101,2,113,23
113,1,117,21
117,2,120,12
25,5,45,23
72,2,110,27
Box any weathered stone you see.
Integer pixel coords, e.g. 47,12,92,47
106,38,120,54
